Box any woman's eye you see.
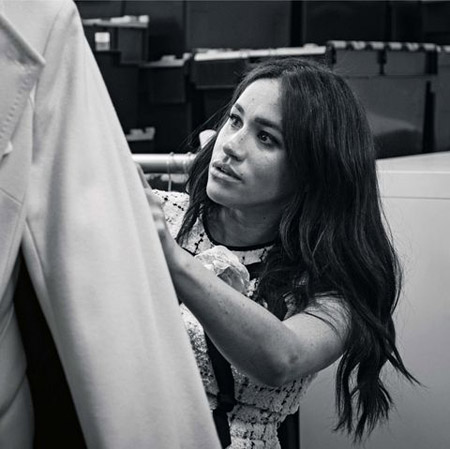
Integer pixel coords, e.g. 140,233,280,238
228,113,241,128
258,131,275,146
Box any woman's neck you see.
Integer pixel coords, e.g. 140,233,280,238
208,207,280,247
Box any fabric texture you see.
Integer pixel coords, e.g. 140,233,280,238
0,1,219,448
155,190,317,449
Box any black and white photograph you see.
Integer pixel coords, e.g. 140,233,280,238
0,1,449,448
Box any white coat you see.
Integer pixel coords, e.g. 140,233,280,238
0,0,219,447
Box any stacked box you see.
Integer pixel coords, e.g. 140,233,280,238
326,41,438,158
139,56,193,153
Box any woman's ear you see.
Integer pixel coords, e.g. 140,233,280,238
199,129,217,149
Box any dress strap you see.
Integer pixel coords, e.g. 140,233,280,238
245,262,263,280
204,333,236,448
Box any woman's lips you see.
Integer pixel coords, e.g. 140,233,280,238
211,161,242,181
212,161,241,181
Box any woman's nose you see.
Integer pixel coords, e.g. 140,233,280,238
223,130,245,161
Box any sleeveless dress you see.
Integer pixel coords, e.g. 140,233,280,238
155,190,317,449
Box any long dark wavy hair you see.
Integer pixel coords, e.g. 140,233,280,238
177,57,417,441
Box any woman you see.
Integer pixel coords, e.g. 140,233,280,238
144,57,416,448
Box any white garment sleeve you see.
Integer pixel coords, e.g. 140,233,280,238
20,1,218,448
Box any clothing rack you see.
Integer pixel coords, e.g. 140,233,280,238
132,153,195,174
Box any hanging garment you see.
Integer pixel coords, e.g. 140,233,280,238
0,0,220,448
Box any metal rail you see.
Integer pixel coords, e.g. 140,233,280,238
132,153,195,174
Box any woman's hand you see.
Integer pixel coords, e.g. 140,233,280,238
136,165,180,266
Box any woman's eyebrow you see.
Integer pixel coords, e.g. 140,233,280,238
254,117,282,134
234,103,245,114
233,102,282,134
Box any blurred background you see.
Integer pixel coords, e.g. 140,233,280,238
75,0,450,160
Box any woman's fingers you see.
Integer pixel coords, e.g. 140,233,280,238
135,162,150,188
141,189,170,244
135,163,175,254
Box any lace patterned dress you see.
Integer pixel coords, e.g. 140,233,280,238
155,190,317,449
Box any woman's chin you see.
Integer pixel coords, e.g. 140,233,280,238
206,183,235,209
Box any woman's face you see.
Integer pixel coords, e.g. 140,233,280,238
207,78,294,213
